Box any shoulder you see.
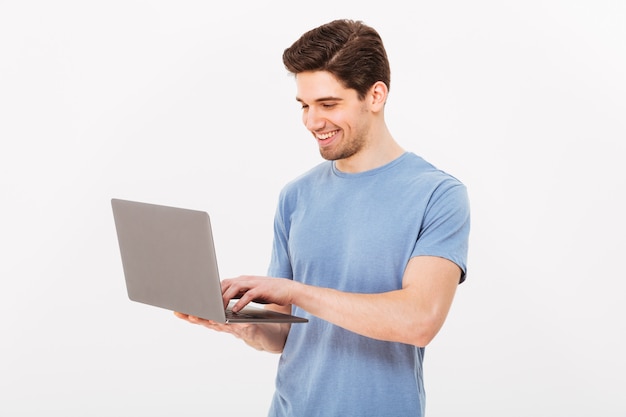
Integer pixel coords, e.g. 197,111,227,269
396,152,466,193
279,161,332,196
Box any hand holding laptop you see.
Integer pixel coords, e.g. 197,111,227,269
173,301,293,353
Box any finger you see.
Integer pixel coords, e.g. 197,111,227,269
230,288,260,312
223,286,250,309
187,315,208,324
187,316,226,329
220,278,234,293
220,276,247,294
220,279,246,308
174,311,196,323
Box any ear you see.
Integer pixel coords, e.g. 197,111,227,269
369,81,388,112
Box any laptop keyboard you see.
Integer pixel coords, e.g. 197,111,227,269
225,309,257,320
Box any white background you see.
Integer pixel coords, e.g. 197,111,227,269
1,1,624,416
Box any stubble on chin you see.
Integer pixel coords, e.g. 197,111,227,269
319,135,365,161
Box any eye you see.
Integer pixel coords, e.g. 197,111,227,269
322,103,336,109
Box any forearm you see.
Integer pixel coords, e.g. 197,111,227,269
291,285,436,346
289,257,460,347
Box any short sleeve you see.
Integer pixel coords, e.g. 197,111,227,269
411,182,471,283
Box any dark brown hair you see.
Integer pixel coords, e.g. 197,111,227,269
282,19,391,100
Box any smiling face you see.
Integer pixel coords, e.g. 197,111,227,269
296,71,373,163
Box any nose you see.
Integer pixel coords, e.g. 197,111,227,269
303,107,324,131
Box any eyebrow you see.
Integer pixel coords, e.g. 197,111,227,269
296,96,344,104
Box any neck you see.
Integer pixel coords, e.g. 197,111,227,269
334,128,404,173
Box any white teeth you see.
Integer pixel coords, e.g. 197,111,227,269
317,131,337,140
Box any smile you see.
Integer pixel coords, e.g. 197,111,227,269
316,130,339,140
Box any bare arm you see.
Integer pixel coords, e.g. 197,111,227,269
225,255,461,347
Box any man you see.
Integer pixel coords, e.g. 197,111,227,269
176,19,470,416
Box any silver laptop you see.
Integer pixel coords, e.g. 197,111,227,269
111,198,307,324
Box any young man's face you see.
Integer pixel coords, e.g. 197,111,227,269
295,71,371,162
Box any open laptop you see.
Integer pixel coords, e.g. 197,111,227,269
111,198,307,324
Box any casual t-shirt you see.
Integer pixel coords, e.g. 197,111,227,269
267,152,470,417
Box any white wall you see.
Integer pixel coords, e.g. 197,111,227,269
1,1,624,416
